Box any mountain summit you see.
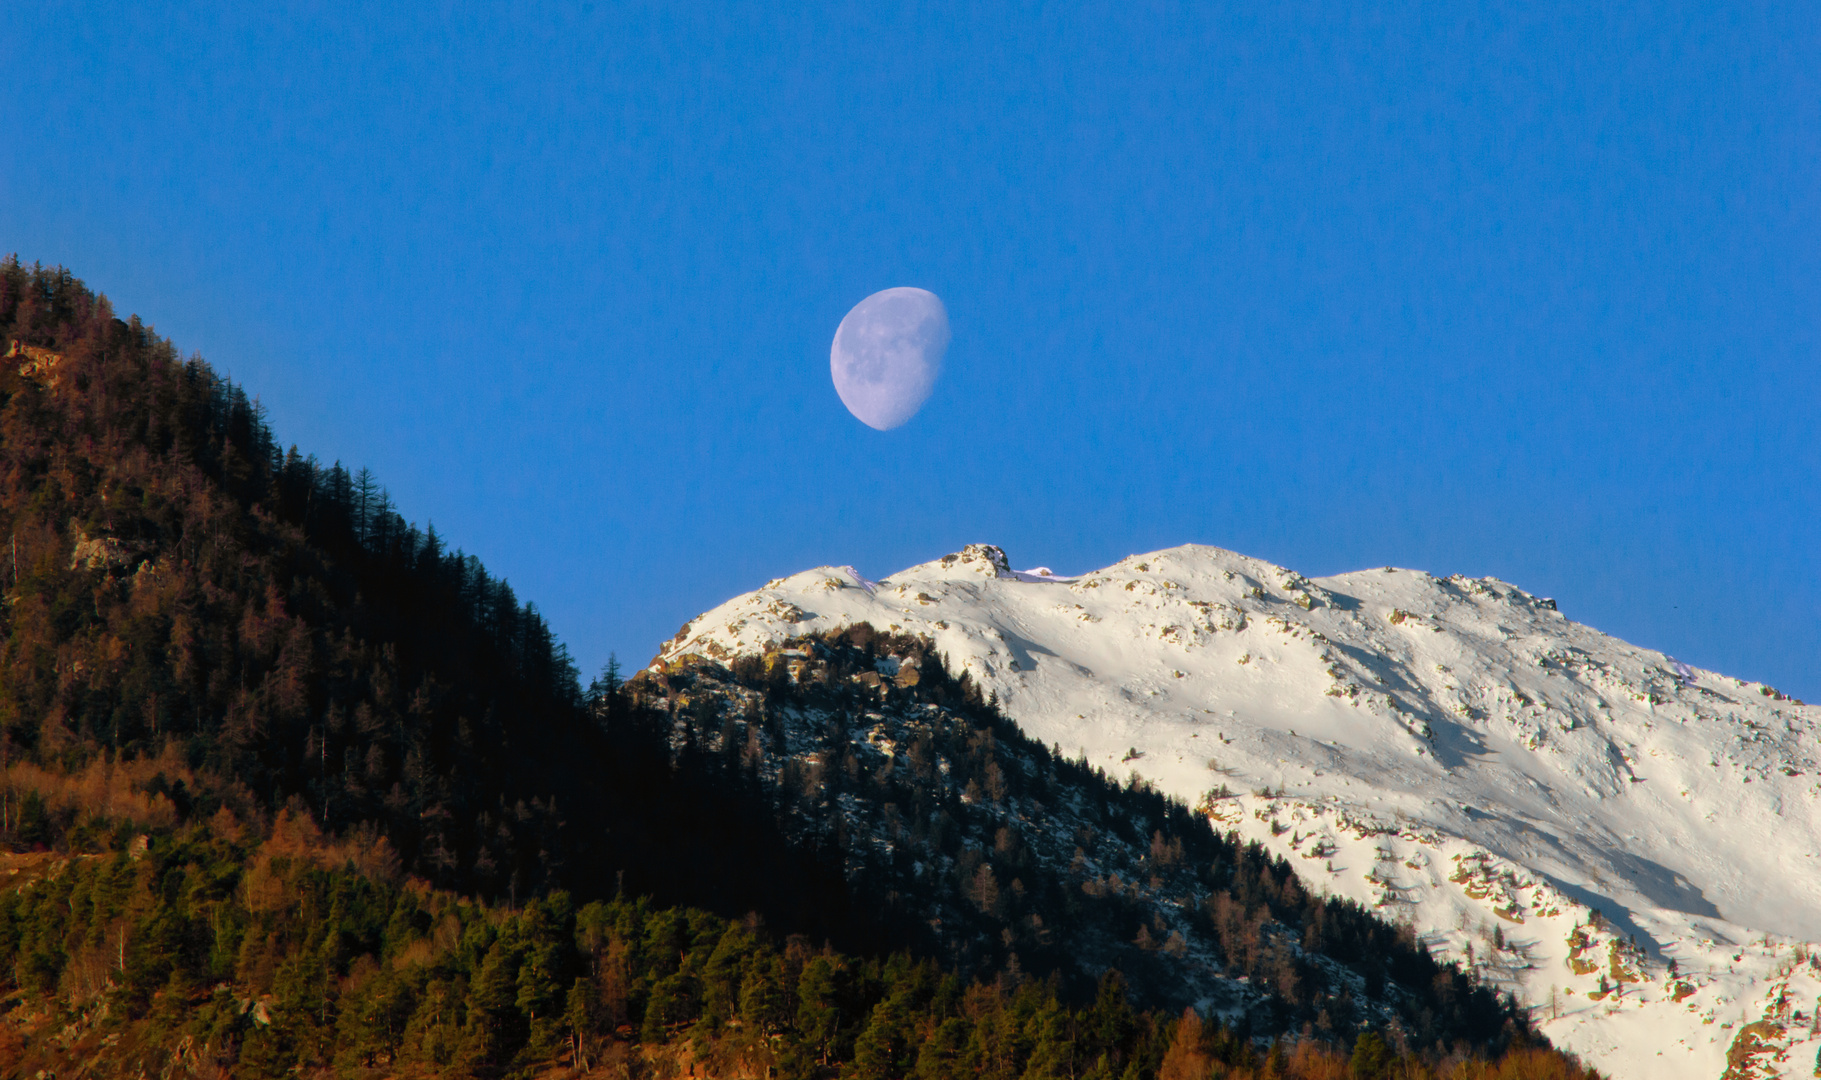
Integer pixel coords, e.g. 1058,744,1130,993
661,543,1821,1080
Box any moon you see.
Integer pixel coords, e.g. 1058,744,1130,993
830,287,950,430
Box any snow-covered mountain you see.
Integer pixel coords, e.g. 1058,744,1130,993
658,543,1821,1080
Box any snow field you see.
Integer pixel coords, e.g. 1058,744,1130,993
659,543,1821,1079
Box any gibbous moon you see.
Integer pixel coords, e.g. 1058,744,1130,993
830,287,950,430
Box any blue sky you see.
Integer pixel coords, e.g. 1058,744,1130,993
4,2,1817,698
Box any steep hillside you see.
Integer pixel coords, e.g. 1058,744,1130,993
0,259,850,930
632,627,1528,1044
660,543,1821,1080
0,262,580,893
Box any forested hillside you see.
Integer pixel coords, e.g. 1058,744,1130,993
0,827,1595,1080
0,262,578,884
0,258,849,927
0,260,1599,1077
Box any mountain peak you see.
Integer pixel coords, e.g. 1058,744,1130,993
930,542,1014,578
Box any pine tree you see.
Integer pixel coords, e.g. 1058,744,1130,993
1348,1030,1392,1079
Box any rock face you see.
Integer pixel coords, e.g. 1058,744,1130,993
640,640,1258,1014
67,526,145,571
7,340,66,389
658,543,1821,1080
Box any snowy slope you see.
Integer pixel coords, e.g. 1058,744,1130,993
657,543,1821,1080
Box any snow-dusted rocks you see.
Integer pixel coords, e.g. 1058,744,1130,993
657,543,1821,1080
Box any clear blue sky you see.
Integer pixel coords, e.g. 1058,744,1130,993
4,2,1816,698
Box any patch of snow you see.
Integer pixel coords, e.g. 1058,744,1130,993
1011,566,1081,583
840,566,881,594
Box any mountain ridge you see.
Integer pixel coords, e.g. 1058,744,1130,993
659,542,1821,1080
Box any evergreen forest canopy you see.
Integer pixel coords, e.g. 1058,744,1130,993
0,260,1601,1078
0,820,1598,1080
